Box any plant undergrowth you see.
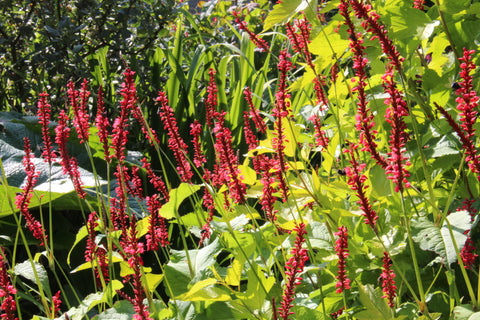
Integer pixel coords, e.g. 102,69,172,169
1,0,480,319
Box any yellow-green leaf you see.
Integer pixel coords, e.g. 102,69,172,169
159,183,201,219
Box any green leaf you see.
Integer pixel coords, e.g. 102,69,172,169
71,253,123,273
263,0,303,31
453,305,475,320
14,260,51,297
164,238,221,297
292,306,328,320
176,278,230,301
93,300,135,320
67,225,87,266
382,6,430,40
355,283,392,320
237,264,275,310
412,210,471,266
159,183,201,219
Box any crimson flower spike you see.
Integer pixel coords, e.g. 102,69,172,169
340,0,387,168
0,247,18,320
335,226,351,293
435,102,480,178
260,158,278,223
273,49,292,201
243,86,267,134
112,69,136,164
349,0,404,72
67,79,90,144
199,170,216,246
344,143,379,231
381,252,397,308
123,217,151,320
55,111,86,199
190,120,206,168
157,91,193,183
146,194,169,251
213,111,247,204
456,48,479,143
95,86,111,164
37,92,56,164
310,113,329,150
413,0,425,10
205,68,219,128
382,65,411,193
278,223,309,320
232,10,270,53
15,137,47,245
141,158,169,201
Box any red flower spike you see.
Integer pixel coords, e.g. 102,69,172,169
382,65,411,192
460,236,477,269
130,166,144,199
232,10,270,52
190,121,206,168
199,170,216,246
243,87,267,134
112,69,136,164
37,92,56,164
0,247,18,320
243,111,259,151
310,113,329,150
335,226,351,293
123,217,151,320
146,194,169,251
55,110,86,198
213,111,247,204
413,0,425,10
157,91,193,183
457,49,479,145
350,0,404,72
340,0,387,168
272,50,292,201
15,138,47,245
381,252,397,308
259,158,278,223
95,86,111,163
435,102,480,178
85,211,98,263
52,290,62,317
278,223,309,320
313,76,329,109
141,158,169,202
205,68,219,128
344,143,379,229
68,79,90,144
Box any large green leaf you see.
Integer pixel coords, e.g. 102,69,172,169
164,238,221,297
263,0,303,31
355,283,392,320
159,183,201,219
412,210,471,266
14,260,51,297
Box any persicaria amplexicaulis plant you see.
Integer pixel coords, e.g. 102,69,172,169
5,1,480,319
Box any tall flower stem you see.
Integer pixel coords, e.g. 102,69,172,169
400,193,427,313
